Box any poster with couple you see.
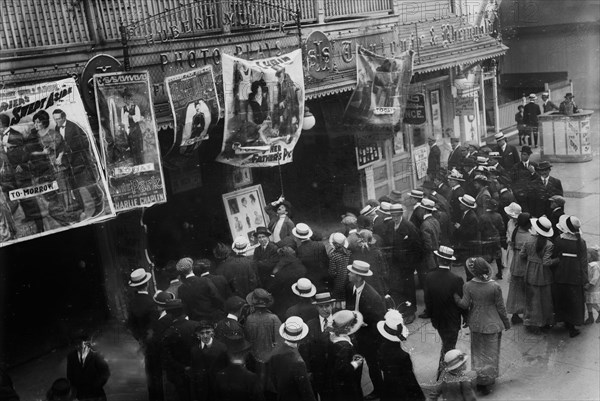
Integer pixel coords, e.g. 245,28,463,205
164,66,221,156
0,78,114,248
216,49,305,167
94,71,167,212
344,47,414,128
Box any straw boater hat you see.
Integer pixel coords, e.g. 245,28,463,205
330,232,349,249
347,260,373,276
291,278,317,298
528,93,538,100
389,203,404,215
312,291,336,305
360,204,378,216
458,194,477,209
531,216,554,238
292,223,313,240
434,245,456,261
557,215,581,235
444,349,468,371
279,316,309,342
331,309,364,336
420,198,436,212
409,189,424,200
504,202,522,219
246,288,274,308
379,202,392,215
377,309,410,342
128,268,152,287
232,236,251,254
494,132,506,141
476,156,489,166
447,169,465,182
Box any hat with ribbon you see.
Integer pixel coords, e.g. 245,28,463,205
330,232,349,249
292,223,313,240
494,132,506,141
531,216,554,238
377,309,410,342
312,291,336,305
409,189,424,200
379,202,392,215
504,202,522,219
331,309,364,336
529,93,538,100
434,245,456,261
557,215,581,235
389,203,404,215
447,169,465,182
232,236,251,254
347,260,373,276
291,278,317,298
129,268,152,287
279,316,309,342
420,198,436,211
458,194,477,209
444,349,468,371
360,204,378,216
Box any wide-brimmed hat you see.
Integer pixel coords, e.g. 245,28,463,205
488,151,501,159
466,257,491,280
379,202,392,215
549,195,565,207
312,291,336,305
409,189,424,199
246,288,274,308
494,132,506,141
331,310,364,336
347,260,373,276
420,198,436,211
504,202,522,219
444,349,468,371
292,223,313,240
46,378,76,401
447,169,465,182
153,290,175,306
557,215,581,235
531,216,554,238
521,145,533,155
291,278,317,298
129,268,152,287
279,316,309,342
542,92,549,96
535,161,552,171
330,232,349,249
389,190,404,202
434,245,456,261
389,203,404,215
377,309,409,342
458,194,477,209
360,204,378,216
565,93,574,99
232,236,251,254
528,93,538,100
254,226,272,237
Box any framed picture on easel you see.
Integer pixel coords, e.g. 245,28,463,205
222,184,268,252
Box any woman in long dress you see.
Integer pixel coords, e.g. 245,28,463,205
454,257,510,395
506,212,533,324
520,216,555,334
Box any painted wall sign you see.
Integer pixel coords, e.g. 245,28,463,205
305,31,332,79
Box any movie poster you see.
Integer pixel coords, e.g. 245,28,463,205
94,71,167,212
217,49,305,167
344,47,414,127
0,78,114,248
164,66,221,155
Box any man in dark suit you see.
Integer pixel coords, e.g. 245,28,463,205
52,109,104,218
253,226,280,285
146,291,176,401
447,169,466,224
510,146,537,212
523,94,541,148
345,261,386,400
424,246,467,379
214,338,263,400
529,161,563,218
66,330,111,401
418,199,441,319
194,258,231,301
515,105,527,145
548,195,566,239
294,223,329,289
214,295,246,342
447,137,464,170
126,268,158,343
492,132,520,171
177,257,224,322
190,322,229,401
454,195,481,274
427,137,441,180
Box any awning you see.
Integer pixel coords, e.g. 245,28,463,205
414,41,508,74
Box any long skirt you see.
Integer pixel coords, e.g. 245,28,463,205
524,283,554,327
471,332,502,386
553,283,585,326
506,276,526,315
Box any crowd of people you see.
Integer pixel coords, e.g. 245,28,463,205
26,130,599,401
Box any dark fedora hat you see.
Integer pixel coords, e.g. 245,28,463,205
254,226,272,237
535,161,553,171
521,145,533,155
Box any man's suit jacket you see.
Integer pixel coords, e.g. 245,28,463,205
296,240,329,288
161,317,201,376
268,343,316,401
388,218,423,268
253,242,279,284
191,339,228,382
427,144,441,177
66,349,110,400
204,273,232,302
127,292,158,342
523,102,541,126
511,161,537,185
447,146,464,170
449,185,466,224
179,275,224,322
456,209,480,245
345,282,385,340
214,363,263,401
543,100,559,113
528,175,563,218
493,143,520,171
299,317,330,386
215,316,245,342
420,215,441,271
424,268,466,332
437,181,453,203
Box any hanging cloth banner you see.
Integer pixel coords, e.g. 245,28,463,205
94,71,167,212
344,47,414,129
164,66,221,156
217,49,305,167
0,78,114,248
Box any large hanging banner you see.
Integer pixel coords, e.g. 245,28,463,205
0,78,114,247
344,47,414,127
164,66,221,156
217,49,305,167
94,71,167,212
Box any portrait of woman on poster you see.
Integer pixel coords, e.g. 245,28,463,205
247,80,269,126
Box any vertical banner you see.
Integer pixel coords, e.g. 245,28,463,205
217,49,305,167
344,47,414,127
0,78,114,247
94,71,167,212
164,66,221,155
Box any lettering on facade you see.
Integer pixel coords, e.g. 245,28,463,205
305,31,332,79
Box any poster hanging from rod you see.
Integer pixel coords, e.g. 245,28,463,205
222,184,268,253
0,78,114,248
217,49,305,167
94,71,167,212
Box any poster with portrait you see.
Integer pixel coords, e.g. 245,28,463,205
430,89,443,137
164,66,221,156
94,71,167,212
0,77,114,248
222,184,268,250
217,49,305,167
344,47,414,127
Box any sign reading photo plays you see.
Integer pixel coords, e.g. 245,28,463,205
217,49,305,167
0,78,114,247
164,66,221,155
345,47,414,127
94,71,167,212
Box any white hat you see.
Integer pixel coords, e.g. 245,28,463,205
504,202,522,219
377,309,410,342
331,310,364,336
360,205,378,216
444,349,468,371
347,260,373,276
529,93,538,100
458,194,477,209
531,216,554,238
447,169,465,182
433,245,456,261
232,235,250,254
292,223,313,240
409,189,424,199
279,316,309,342
557,215,581,235
291,278,317,298
330,232,349,249
389,203,404,215
542,92,549,96
494,132,505,141
379,202,392,215
129,268,152,287
420,198,436,211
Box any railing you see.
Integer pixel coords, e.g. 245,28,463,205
0,0,91,50
324,0,392,20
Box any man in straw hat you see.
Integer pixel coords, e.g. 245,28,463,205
178,257,225,322
268,316,316,401
285,278,318,323
523,93,541,147
492,131,520,170
418,199,441,317
294,223,329,289
216,236,259,298
126,268,157,343
447,168,466,224
346,261,386,400
424,246,467,379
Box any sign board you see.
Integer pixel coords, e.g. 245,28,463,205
306,30,333,79
403,93,426,124
222,184,269,252
413,146,429,180
355,139,382,170
455,95,475,116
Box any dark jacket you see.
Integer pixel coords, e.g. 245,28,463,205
179,275,225,322
62,119,97,184
389,218,423,268
268,343,316,401
528,175,563,218
204,273,232,302
284,299,318,323
493,143,520,171
449,185,466,224
296,240,329,289
253,242,280,285
214,363,265,401
424,268,466,332
325,340,362,401
427,144,441,177
66,349,110,400
265,255,307,320
447,146,464,170
191,339,229,401
421,215,441,271
127,291,158,342
345,282,386,340
377,340,425,401
523,102,541,126
161,317,201,377
216,255,259,298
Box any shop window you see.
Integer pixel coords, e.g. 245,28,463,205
412,125,426,147
393,130,408,155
